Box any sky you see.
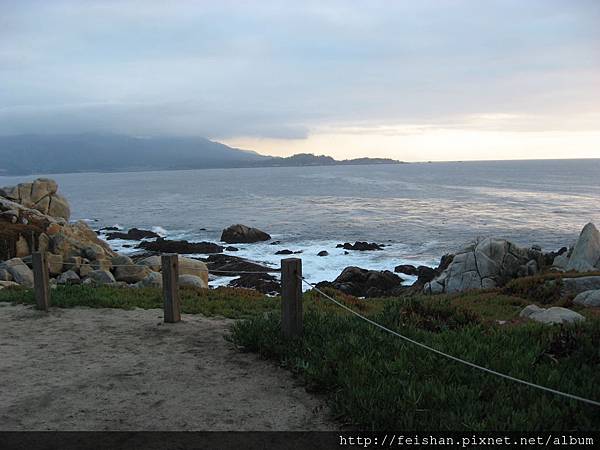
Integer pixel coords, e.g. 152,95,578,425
1,0,599,161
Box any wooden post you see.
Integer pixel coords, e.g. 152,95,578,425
162,254,181,323
32,252,50,311
281,258,303,338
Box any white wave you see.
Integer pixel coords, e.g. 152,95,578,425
151,226,168,237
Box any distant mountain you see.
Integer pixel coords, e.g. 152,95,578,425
0,134,403,175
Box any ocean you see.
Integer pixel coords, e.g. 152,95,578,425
1,159,599,285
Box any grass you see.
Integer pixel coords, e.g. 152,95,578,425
0,285,280,319
230,296,600,430
1,275,599,430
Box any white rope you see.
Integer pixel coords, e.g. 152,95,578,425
299,277,600,408
57,260,279,274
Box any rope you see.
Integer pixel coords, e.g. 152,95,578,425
56,261,279,274
299,276,600,408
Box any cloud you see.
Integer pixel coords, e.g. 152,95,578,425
0,0,599,153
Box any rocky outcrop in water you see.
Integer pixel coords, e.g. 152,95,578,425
318,266,404,298
336,242,384,251
220,224,271,244
106,228,160,241
137,238,224,254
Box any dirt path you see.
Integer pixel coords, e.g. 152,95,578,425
0,303,335,431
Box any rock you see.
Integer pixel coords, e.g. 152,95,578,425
0,280,19,289
0,258,34,287
106,228,161,241
573,290,600,308
178,274,208,289
79,263,93,278
111,255,134,266
47,193,71,220
137,238,224,254
137,255,162,271
317,251,329,257
0,268,13,281
49,221,115,261
553,253,570,269
525,259,539,276
135,272,163,288
204,254,277,276
88,270,116,285
415,266,438,285
336,242,383,251
318,266,404,298
220,224,271,244
64,256,83,273
46,253,64,276
559,276,600,295
1,178,69,219
275,249,302,255
90,257,112,271
115,264,152,284
566,223,600,272
519,304,585,324
424,237,531,294
225,246,239,252
57,270,80,285
15,235,30,258
179,257,209,285
98,226,120,232
394,264,418,276
228,273,280,295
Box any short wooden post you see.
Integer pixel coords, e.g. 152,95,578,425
281,258,303,338
162,254,181,323
32,252,50,311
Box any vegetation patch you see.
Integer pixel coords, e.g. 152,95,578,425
231,295,600,430
0,285,279,319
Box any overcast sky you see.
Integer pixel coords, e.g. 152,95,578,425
1,0,599,160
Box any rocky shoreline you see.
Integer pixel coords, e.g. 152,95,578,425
2,178,600,322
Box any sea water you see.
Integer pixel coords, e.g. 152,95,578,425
2,159,599,285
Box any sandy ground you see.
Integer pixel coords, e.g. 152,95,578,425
0,303,335,431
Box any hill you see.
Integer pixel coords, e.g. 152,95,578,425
0,134,402,175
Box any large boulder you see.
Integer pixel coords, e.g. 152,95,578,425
566,223,600,272
0,258,34,288
114,264,152,284
49,221,116,261
179,257,209,285
220,224,271,244
178,274,208,289
135,272,163,289
318,266,404,298
56,270,80,285
137,255,162,271
46,253,64,276
0,178,70,220
519,304,585,325
87,270,116,285
573,290,600,308
424,237,535,294
560,276,600,295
